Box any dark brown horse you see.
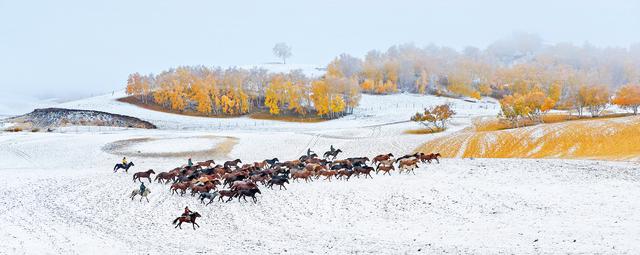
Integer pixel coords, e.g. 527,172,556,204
172,212,201,230
224,159,242,169
171,181,191,196
218,190,237,202
354,166,375,179
336,169,355,180
420,153,441,164
236,188,261,203
155,171,177,184
267,178,289,190
323,149,342,160
133,169,156,183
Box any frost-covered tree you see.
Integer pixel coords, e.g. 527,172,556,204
273,43,292,64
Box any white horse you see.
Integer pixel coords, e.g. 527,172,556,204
130,188,151,202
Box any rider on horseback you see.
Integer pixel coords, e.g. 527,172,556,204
182,206,192,217
307,148,315,157
122,157,128,165
330,145,335,153
187,158,193,168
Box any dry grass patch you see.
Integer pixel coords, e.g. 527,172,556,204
403,128,445,135
249,112,328,123
418,115,640,161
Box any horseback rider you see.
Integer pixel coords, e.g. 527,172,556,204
330,145,335,153
139,182,146,195
307,148,315,157
187,158,193,168
182,206,192,217
122,157,128,166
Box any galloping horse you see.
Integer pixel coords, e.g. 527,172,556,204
172,212,202,230
224,159,242,169
133,169,156,183
155,171,178,184
372,153,393,166
130,188,151,202
198,191,219,206
323,149,342,160
196,160,216,168
236,188,261,203
264,158,279,167
113,162,135,173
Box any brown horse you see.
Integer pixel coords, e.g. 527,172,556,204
354,166,374,179
420,153,441,164
133,169,156,183
236,188,261,203
224,159,242,169
316,170,337,181
336,169,355,181
172,212,202,230
190,181,217,196
373,153,394,165
377,164,395,176
304,164,326,173
292,170,313,183
197,160,216,168
250,174,270,185
231,180,257,191
155,171,177,184
171,181,191,196
254,161,268,170
218,190,237,202
398,158,419,174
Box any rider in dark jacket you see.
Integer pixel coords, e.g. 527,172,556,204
139,182,146,194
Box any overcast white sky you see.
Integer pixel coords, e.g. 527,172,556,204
1,0,639,99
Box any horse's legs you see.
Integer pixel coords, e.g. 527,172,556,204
147,177,152,183
368,173,373,179
140,196,143,202
252,196,257,203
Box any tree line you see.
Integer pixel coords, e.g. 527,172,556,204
126,34,640,121
126,66,360,119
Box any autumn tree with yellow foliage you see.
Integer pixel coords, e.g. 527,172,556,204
612,84,640,115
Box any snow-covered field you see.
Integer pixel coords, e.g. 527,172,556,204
1,92,639,254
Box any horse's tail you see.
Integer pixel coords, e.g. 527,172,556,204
172,217,180,224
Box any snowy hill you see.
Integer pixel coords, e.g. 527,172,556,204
1,91,639,254
6,108,157,130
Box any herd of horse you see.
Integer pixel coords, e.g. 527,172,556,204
117,149,441,229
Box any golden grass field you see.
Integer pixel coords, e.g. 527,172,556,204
417,115,640,161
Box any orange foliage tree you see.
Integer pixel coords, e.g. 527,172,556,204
613,84,640,115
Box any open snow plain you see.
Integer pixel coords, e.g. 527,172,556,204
1,92,639,254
